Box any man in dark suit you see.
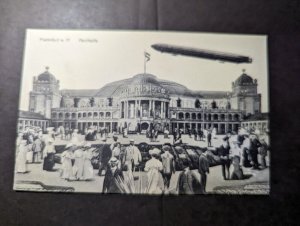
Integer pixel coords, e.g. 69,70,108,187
217,137,231,180
98,138,112,176
198,148,210,194
249,133,262,169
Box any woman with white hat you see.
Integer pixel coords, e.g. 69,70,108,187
144,148,164,194
42,138,56,171
61,143,75,180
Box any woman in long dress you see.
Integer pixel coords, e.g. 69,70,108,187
82,143,94,180
73,145,84,180
144,148,164,194
43,138,56,171
61,143,75,180
16,140,29,173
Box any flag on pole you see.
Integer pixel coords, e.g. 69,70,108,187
144,51,151,62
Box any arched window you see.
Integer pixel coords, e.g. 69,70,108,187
106,112,111,118
220,114,225,121
78,113,82,118
228,114,232,121
94,112,98,118
71,113,76,119
213,114,218,120
59,113,63,119
83,113,87,118
178,112,184,120
192,113,196,120
197,113,202,120
234,114,239,121
185,112,190,119
208,114,212,121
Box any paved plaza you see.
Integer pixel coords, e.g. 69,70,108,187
14,134,270,194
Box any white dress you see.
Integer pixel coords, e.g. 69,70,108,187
16,143,28,173
61,151,74,179
144,158,164,194
73,149,84,179
83,150,94,180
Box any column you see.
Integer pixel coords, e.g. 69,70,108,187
225,123,228,133
139,100,141,117
135,100,137,118
150,100,153,117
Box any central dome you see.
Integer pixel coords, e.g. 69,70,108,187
131,73,160,85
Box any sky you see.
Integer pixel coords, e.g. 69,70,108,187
20,29,269,112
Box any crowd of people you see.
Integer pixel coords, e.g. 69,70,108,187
15,125,269,195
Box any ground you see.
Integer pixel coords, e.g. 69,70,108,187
14,134,270,195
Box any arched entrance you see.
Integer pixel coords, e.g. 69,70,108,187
141,122,149,130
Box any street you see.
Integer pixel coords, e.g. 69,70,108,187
14,134,270,194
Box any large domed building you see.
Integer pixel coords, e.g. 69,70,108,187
27,67,261,134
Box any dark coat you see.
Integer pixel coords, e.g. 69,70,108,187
100,144,112,163
249,138,262,155
178,170,200,195
198,154,210,175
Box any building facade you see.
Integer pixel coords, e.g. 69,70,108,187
28,67,262,134
18,110,50,132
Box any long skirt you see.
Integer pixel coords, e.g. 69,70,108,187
43,153,55,171
83,159,94,180
16,150,27,173
61,158,74,179
73,158,84,179
145,169,164,194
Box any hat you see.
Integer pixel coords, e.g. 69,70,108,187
162,145,171,152
65,143,74,149
113,135,118,138
101,137,107,141
84,142,92,148
129,139,134,142
47,138,54,143
109,157,119,164
149,148,161,156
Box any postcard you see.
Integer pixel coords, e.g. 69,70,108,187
14,29,269,195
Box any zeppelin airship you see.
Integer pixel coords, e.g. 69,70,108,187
151,43,252,64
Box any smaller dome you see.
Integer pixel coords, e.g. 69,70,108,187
37,67,56,82
235,70,254,85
